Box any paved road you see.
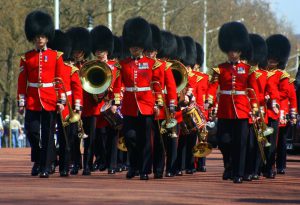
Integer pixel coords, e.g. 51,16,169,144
0,148,299,205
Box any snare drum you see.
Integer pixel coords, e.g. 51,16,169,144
100,101,123,130
182,105,205,133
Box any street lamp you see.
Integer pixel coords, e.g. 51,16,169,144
54,0,60,29
87,14,94,32
108,0,113,31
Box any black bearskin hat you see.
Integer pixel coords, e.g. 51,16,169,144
48,30,72,61
249,34,267,66
122,17,152,49
157,31,177,60
109,35,122,59
266,34,291,69
182,36,197,67
90,25,114,55
149,24,162,52
195,42,204,66
66,27,91,58
218,21,250,55
25,10,54,42
175,35,186,61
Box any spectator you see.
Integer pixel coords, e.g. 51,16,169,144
3,115,10,148
0,113,3,148
11,116,22,148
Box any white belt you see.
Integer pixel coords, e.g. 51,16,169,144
220,90,246,95
125,86,151,92
66,91,72,96
28,82,54,88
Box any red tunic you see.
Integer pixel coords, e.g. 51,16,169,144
17,48,64,111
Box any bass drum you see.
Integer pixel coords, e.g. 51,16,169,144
182,105,206,134
100,101,123,130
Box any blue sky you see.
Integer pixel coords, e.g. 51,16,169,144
269,0,300,34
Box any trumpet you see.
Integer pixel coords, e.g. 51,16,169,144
246,88,272,164
192,125,213,158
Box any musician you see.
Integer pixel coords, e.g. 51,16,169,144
193,42,209,172
264,34,290,178
91,25,119,174
112,17,161,180
66,27,92,175
145,25,177,179
47,30,83,177
276,76,297,174
244,33,268,181
17,11,64,178
206,22,258,183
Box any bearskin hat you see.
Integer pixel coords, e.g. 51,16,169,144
25,10,54,42
266,34,291,69
149,24,162,52
47,30,72,61
122,17,152,50
157,31,177,60
175,35,186,61
195,42,204,66
249,34,267,66
218,21,250,56
109,35,122,59
66,27,91,58
182,36,197,67
90,25,114,55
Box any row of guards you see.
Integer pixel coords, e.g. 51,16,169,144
17,10,298,183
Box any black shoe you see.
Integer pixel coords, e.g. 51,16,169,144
233,177,243,183
82,168,91,176
126,170,136,179
39,171,49,178
264,170,275,179
60,170,69,177
122,165,129,171
243,175,252,181
116,166,123,172
31,163,40,176
222,169,232,180
154,173,163,179
252,174,260,180
135,170,140,176
140,174,149,180
92,163,99,171
176,171,183,176
185,169,193,174
108,169,116,174
70,166,79,175
98,164,107,171
197,166,207,172
165,172,174,177
277,169,285,174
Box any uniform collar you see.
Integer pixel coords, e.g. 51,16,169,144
227,60,240,65
35,46,47,52
131,55,143,60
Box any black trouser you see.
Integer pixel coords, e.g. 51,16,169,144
217,119,249,178
57,115,72,172
176,128,187,172
197,157,206,168
25,109,56,172
82,116,97,170
94,128,106,167
265,118,279,172
152,120,165,174
96,126,118,170
245,125,256,176
163,129,178,174
70,122,82,168
185,132,198,171
276,125,290,170
123,114,153,175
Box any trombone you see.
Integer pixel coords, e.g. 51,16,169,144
246,88,272,165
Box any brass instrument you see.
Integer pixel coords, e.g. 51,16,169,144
117,136,127,152
151,81,177,137
168,60,188,93
193,125,213,158
53,78,87,139
246,88,272,164
80,60,113,101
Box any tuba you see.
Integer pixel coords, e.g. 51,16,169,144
168,60,188,93
80,60,113,98
246,88,272,164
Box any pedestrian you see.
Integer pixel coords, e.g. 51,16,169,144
10,116,22,148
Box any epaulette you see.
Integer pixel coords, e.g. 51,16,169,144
57,51,64,60
208,75,212,81
188,70,195,77
255,71,262,79
165,61,172,70
267,70,276,79
211,67,220,74
280,70,290,80
64,62,79,75
248,66,258,75
114,61,122,69
289,77,295,84
153,59,162,70
21,55,26,62
196,75,203,82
